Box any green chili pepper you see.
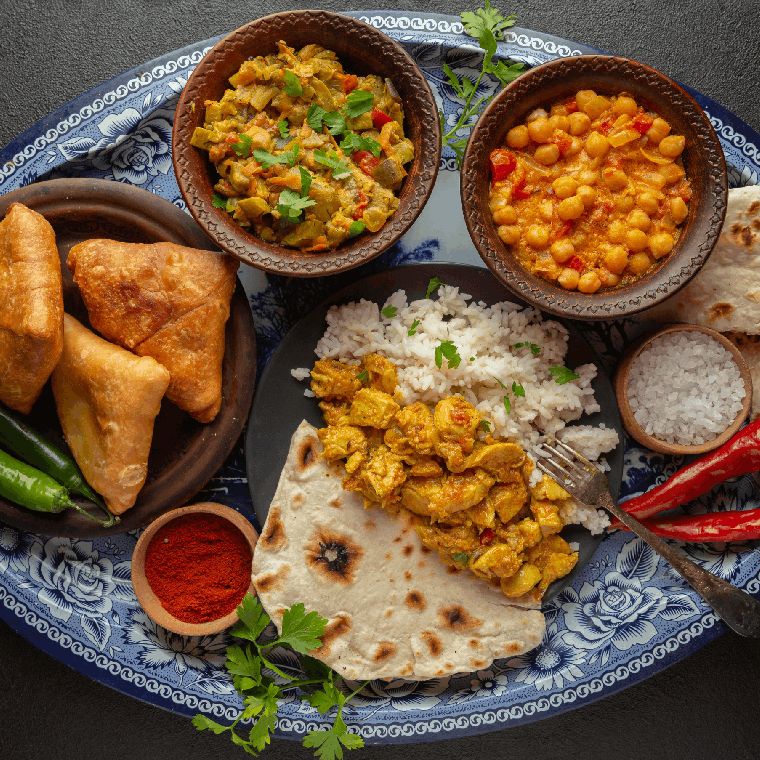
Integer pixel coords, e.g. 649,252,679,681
0,448,112,526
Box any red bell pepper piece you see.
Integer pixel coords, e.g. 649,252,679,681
567,255,584,271
597,116,615,135
631,113,654,135
342,74,359,93
371,108,394,130
353,190,369,220
553,221,574,241
353,150,380,176
552,133,573,156
479,528,495,546
489,149,517,182
639,509,760,543
512,174,532,200
564,98,578,114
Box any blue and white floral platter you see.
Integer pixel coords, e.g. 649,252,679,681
1,11,759,744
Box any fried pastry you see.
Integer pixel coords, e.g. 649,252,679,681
67,239,238,423
0,203,63,413
51,314,171,514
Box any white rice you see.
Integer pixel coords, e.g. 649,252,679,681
294,285,619,533
627,331,746,445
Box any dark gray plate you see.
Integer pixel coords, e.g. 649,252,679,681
245,263,623,601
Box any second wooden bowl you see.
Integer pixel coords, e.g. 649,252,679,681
615,324,753,455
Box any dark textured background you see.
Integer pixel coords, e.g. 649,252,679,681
2,1,760,758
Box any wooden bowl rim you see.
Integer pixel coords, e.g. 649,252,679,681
171,9,441,277
131,502,258,636
614,323,753,456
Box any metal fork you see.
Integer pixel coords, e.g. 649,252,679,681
537,439,760,638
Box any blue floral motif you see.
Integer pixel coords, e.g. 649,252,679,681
449,669,509,704
0,524,30,574
348,677,450,712
506,624,585,691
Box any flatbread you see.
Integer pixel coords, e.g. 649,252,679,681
726,332,760,419
252,421,546,681
643,186,760,332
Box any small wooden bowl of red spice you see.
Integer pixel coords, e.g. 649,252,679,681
132,502,258,635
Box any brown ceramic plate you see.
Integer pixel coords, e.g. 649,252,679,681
0,178,257,537
172,9,440,277
461,54,728,320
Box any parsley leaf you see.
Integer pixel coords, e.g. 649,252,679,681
356,370,369,382
299,166,312,197
407,318,421,336
212,193,229,210
231,133,253,157
275,602,328,654
304,714,364,760
549,365,580,384
323,111,347,136
344,89,374,118
247,711,277,752
225,644,262,682
425,276,443,298
191,715,230,735
478,419,491,432
253,144,300,168
348,220,365,237
231,594,271,642
492,376,508,390
512,381,525,397
381,305,398,318
307,679,343,714
461,0,517,42
435,340,461,369
277,189,317,222
339,131,381,157
503,395,511,415
283,69,303,97
314,150,352,179
452,551,471,564
278,119,290,139
513,341,541,356
307,103,327,131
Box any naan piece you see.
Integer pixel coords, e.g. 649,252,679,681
643,186,760,332
0,203,63,413
726,333,760,419
51,314,170,514
67,239,238,423
253,422,546,681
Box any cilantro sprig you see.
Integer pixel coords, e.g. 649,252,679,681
283,70,303,97
549,365,580,385
344,89,374,118
435,340,462,369
254,144,300,168
512,341,541,357
441,1,525,165
277,189,316,222
381,305,398,318
407,318,421,336
314,150,352,179
339,131,381,157
425,276,443,299
232,133,253,158
192,594,366,759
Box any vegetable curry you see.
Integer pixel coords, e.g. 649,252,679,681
489,89,691,292
191,41,414,251
310,354,579,602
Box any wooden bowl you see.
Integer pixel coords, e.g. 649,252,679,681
461,55,728,320
132,502,258,636
172,10,440,277
0,178,257,537
615,324,752,455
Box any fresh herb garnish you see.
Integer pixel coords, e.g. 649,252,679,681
469,356,476,362
323,111,347,136
254,144,300,168
314,150,352,179
478,419,491,432
452,551,471,564
307,103,327,131
512,381,525,397
434,340,462,369
425,276,443,299
231,133,253,157
381,305,398,318
512,341,541,357
283,69,303,97
348,220,366,237
277,189,316,222
407,318,421,336
192,595,365,759
339,131,382,157
503,395,511,414
344,89,374,118
549,365,580,385
356,370,369,382
299,167,312,197
278,119,290,139
212,193,228,209
441,2,525,165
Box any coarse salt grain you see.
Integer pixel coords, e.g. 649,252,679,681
627,331,745,445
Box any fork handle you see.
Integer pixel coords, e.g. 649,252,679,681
599,492,760,638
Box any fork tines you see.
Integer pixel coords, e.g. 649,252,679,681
535,438,596,488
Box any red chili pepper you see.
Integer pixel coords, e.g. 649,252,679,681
564,98,578,114
353,190,369,220
611,419,760,529
371,108,394,130
353,150,380,176
512,175,532,200
342,74,359,93
567,255,584,271
638,509,760,543
479,528,495,546
489,148,517,182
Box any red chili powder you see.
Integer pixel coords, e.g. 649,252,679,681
144,513,252,623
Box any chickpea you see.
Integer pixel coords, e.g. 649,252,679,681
659,163,685,185
558,195,585,221
582,95,612,120
558,267,580,290
564,136,583,157
604,245,629,274
577,168,599,185
493,205,518,225
670,196,689,223
602,271,621,288
585,131,610,158
527,118,553,144
552,176,578,199
659,134,686,158
576,185,597,207
578,271,602,293
550,239,575,263
568,111,591,135
550,103,569,117
525,224,550,248
627,208,652,231
603,168,629,192
548,114,570,132
575,90,597,111
526,108,548,122
626,228,649,251
649,231,675,259
646,117,671,145
613,95,638,115
497,224,521,245
643,171,667,189
535,143,560,165
608,219,627,243
506,125,530,149
628,252,653,275
614,194,635,213
636,191,660,215
489,191,511,212
539,200,554,221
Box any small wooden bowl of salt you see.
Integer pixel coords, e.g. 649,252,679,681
615,324,753,456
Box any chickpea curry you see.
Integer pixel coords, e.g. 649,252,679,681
310,354,579,603
191,41,414,252
489,89,692,293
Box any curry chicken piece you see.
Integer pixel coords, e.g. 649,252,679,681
317,424,367,468
527,535,578,593
463,441,526,481
347,444,406,507
384,401,438,459
361,353,397,395
310,359,362,399
415,521,480,555
401,469,495,520
488,481,529,523
348,387,400,429
433,396,481,470
318,399,352,426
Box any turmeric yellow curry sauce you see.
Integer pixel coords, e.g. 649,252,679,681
489,90,692,293
191,42,415,251
310,354,578,603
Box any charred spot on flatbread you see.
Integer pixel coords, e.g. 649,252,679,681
254,565,290,594
260,506,286,551
749,200,760,214
403,570,412,581
470,658,487,669
292,492,304,508
421,630,442,656
405,590,426,611
314,613,352,657
439,604,482,631
296,435,319,472
305,529,363,585
373,641,397,662
329,496,342,508
419,545,431,554
402,544,413,557
468,639,481,649
709,302,734,321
